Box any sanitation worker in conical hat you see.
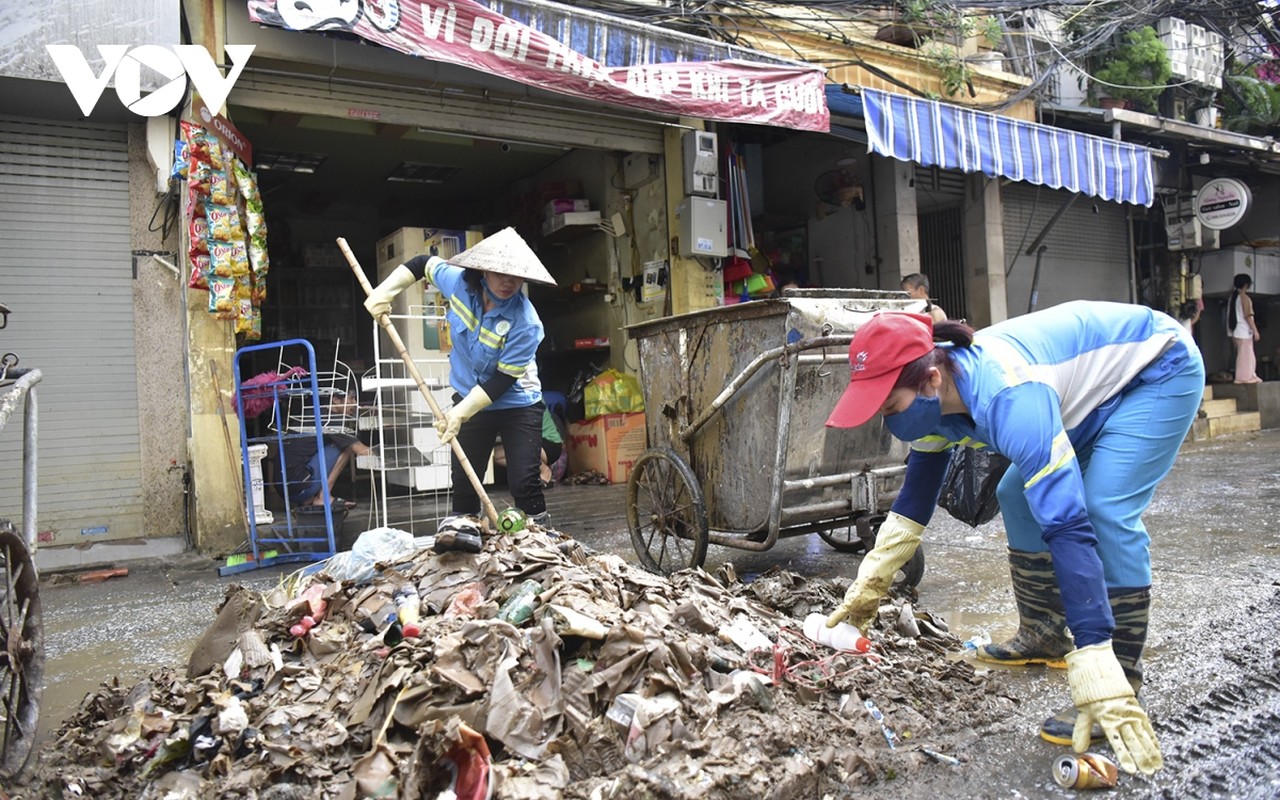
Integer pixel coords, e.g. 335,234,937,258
823,301,1206,777
364,227,558,529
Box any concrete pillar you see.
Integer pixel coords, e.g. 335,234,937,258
962,175,1009,327
872,157,919,288
128,125,188,542
183,0,248,553
665,122,722,315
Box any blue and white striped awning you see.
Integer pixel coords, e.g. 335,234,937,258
861,88,1155,207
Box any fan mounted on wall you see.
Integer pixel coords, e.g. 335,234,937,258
814,159,866,218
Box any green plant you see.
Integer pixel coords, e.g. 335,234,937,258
1221,73,1280,135
898,0,961,29
1091,27,1172,111
895,0,966,44
976,16,1004,49
924,43,972,97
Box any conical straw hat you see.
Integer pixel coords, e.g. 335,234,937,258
447,227,557,286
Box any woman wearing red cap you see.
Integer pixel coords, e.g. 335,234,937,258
824,300,1204,777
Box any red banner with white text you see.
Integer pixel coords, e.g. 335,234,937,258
246,0,830,132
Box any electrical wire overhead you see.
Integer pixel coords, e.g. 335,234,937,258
571,0,1278,109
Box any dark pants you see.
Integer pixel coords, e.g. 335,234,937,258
452,402,546,516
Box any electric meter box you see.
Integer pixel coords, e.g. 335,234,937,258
677,197,728,257
682,130,719,197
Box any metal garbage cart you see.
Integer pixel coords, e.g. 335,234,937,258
0,301,43,782
624,289,924,578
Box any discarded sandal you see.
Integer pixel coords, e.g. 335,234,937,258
434,515,483,554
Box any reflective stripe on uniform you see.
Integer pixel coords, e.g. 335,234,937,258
1023,430,1075,490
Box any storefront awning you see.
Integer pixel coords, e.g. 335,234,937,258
245,0,830,132
859,88,1155,207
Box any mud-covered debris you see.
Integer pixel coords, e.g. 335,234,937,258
18,522,1018,799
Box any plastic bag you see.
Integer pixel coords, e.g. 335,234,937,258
320,526,417,583
937,447,1011,527
584,368,645,418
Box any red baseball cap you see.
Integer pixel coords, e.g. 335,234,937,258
825,312,936,428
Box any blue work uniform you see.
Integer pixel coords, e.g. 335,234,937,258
419,256,544,407
889,301,1204,647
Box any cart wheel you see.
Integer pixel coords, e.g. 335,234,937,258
896,544,926,589
819,515,926,588
627,448,709,576
0,522,43,782
817,515,877,554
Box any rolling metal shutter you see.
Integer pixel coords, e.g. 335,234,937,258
229,70,667,155
0,115,143,546
1002,182,1132,313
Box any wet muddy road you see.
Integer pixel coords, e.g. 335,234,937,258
28,429,1280,798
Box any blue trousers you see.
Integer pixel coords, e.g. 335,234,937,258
997,347,1205,589
289,442,343,504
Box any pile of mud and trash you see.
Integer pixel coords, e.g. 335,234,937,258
17,522,1019,799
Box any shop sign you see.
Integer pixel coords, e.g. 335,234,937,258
193,98,254,165
46,44,253,117
1193,177,1251,231
247,0,830,132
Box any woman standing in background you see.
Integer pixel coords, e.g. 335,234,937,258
1229,273,1262,384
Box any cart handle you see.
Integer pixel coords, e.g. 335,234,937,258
680,334,853,443
0,369,42,551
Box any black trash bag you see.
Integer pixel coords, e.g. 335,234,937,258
565,362,605,422
938,447,1011,527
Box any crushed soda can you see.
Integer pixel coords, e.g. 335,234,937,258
1053,752,1119,790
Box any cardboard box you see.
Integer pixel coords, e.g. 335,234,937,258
544,199,591,218
375,227,474,359
567,412,647,484
376,227,431,268
542,210,601,236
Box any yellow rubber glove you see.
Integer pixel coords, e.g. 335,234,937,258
435,385,492,444
363,264,419,319
825,511,924,631
1066,641,1163,775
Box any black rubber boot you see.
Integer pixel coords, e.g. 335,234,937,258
1039,587,1150,746
977,549,1074,669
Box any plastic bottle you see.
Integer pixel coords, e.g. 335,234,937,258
497,579,542,625
802,612,871,653
289,615,316,638
382,614,404,647
496,507,527,534
395,584,422,638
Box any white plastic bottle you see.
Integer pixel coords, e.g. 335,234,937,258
803,612,871,653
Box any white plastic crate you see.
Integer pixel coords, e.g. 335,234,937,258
412,426,444,454
413,463,452,491
246,444,274,525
